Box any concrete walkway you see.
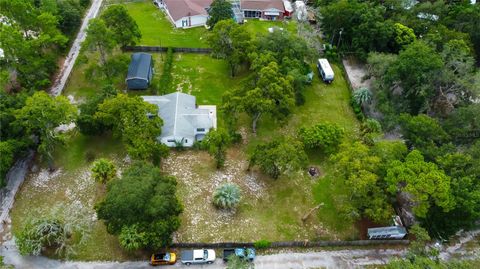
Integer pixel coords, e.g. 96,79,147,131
50,0,104,96
0,152,34,234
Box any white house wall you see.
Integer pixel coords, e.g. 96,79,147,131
174,15,208,28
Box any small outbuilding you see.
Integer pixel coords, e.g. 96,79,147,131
367,226,407,240
126,53,153,90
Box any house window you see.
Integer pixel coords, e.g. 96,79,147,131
196,128,205,132
167,139,175,143
244,10,261,18
185,139,188,143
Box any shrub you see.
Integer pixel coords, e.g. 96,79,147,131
159,48,174,94
298,122,344,153
213,183,241,209
254,239,271,249
119,224,148,251
91,158,116,184
350,96,365,121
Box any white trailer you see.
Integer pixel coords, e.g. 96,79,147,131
317,58,334,83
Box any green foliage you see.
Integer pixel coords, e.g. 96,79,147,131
226,254,253,269
0,0,68,89
320,0,394,59
393,23,416,51
253,239,271,249
360,118,382,145
84,18,116,66
399,114,449,159
202,128,231,168
15,92,77,167
213,183,241,209
386,150,455,218
208,19,251,77
353,87,372,106
387,257,480,269
101,5,141,47
91,158,116,184
15,204,93,257
159,48,174,94
0,140,27,187
385,41,444,114
249,137,307,179
96,161,183,250
350,96,365,122
95,94,168,161
331,142,394,223
77,84,118,135
57,0,84,36
425,148,480,238
225,62,294,133
207,0,234,29
118,224,148,251
298,122,344,154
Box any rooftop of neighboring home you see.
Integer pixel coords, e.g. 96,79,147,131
126,53,152,81
241,0,285,11
163,0,212,21
161,0,285,21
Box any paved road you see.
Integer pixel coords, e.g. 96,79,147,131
0,152,34,234
50,0,104,96
0,238,406,269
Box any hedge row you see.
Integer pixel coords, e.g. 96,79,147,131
159,48,174,94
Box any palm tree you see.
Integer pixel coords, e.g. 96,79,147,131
213,183,241,209
353,87,372,106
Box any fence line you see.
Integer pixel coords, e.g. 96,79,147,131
172,240,409,249
123,46,212,54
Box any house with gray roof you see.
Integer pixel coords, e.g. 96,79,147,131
126,53,153,90
142,92,217,147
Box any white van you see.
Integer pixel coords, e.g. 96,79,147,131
317,58,334,83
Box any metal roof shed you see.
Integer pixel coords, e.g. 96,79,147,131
367,226,407,240
126,53,153,90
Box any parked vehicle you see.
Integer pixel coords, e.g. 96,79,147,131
367,226,407,239
223,248,256,262
317,58,334,84
150,252,177,266
181,249,216,266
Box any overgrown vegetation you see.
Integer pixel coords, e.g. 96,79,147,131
96,161,182,250
159,48,174,94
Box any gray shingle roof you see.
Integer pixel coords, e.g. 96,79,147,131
142,92,214,139
127,53,152,80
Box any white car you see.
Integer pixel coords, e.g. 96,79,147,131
181,249,216,266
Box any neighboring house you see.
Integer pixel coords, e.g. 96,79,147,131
142,92,217,147
242,0,285,20
126,53,153,90
154,0,286,28
155,0,212,28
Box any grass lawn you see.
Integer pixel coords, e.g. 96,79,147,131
168,53,247,105
9,133,136,261
243,19,297,36
122,1,208,48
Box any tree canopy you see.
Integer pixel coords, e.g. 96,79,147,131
386,150,455,218
101,5,141,47
96,161,183,250
249,137,307,179
207,0,234,29
15,92,77,167
95,94,168,161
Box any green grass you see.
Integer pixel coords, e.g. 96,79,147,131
168,53,247,105
10,133,132,261
122,1,208,48
243,19,297,36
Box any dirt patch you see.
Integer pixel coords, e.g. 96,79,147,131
162,148,330,243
